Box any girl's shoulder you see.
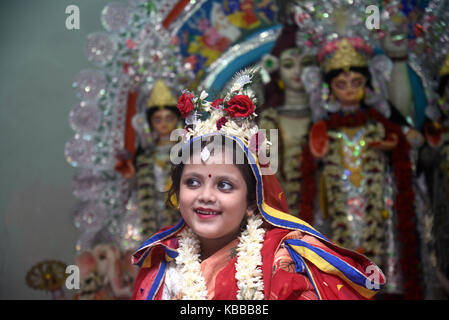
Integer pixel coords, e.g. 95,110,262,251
132,222,184,268
265,226,386,299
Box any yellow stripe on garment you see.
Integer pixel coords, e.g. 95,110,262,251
261,201,330,243
290,244,377,299
261,201,316,230
142,247,154,268
301,258,323,300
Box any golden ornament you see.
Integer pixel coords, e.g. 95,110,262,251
26,260,68,292
324,38,368,73
146,79,178,109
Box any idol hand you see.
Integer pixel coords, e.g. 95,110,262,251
368,133,398,150
309,120,329,158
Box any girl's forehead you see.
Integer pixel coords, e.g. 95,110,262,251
182,162,244,180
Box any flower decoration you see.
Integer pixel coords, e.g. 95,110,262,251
211,98,224,109
225,95,255,118
261,53,279,73
175,214,265,300
177,68,268,150
177,92,195,118
216,117,228,130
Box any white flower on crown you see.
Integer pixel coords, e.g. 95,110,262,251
178,69,269,151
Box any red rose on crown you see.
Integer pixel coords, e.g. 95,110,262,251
211,98,224,109
216,116,228,130
177,92,194,118
225,95,255,118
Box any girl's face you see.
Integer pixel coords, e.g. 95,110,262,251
330,71,366,107
279,48,314,92
178,150,255,244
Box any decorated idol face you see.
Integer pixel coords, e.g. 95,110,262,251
279,48,314,92
330,71,366,108
178,147,255,245
380,20,408,59
150,108,179,138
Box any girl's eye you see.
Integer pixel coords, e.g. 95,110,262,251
185,178,200,188
217,180,233,191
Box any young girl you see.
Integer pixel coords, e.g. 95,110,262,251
131,71,385,300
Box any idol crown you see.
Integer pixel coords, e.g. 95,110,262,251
318,37,373,73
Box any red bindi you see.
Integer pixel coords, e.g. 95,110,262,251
208,174,212,178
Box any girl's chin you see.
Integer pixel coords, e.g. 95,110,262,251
189,221,233,239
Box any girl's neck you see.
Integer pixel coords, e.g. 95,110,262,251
284,89,309,109
198,231,240,261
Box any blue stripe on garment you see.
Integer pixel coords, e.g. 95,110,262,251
285,244,305,273
285,238,369,288
289,251,322,300
146,259,166,300
137,218,185,251
163,245,178,260
135,219,185,267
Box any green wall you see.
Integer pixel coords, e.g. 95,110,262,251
0,0,118,299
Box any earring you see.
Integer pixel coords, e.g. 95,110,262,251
277,79,285,90
355,87,365,102
327,94,341,112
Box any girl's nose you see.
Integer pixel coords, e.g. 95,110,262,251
197,185,216,203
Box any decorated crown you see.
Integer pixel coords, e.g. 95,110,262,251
146,79,178,108
176,68,267,150
317,37,373,73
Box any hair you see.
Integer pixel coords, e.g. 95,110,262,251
261,24,299,112
167,136,257,209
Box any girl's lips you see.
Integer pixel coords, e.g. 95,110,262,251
194,207,222,219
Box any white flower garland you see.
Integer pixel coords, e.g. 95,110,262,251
174,214,266,300
175,226,209,300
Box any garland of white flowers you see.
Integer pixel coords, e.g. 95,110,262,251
175,214,266,300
